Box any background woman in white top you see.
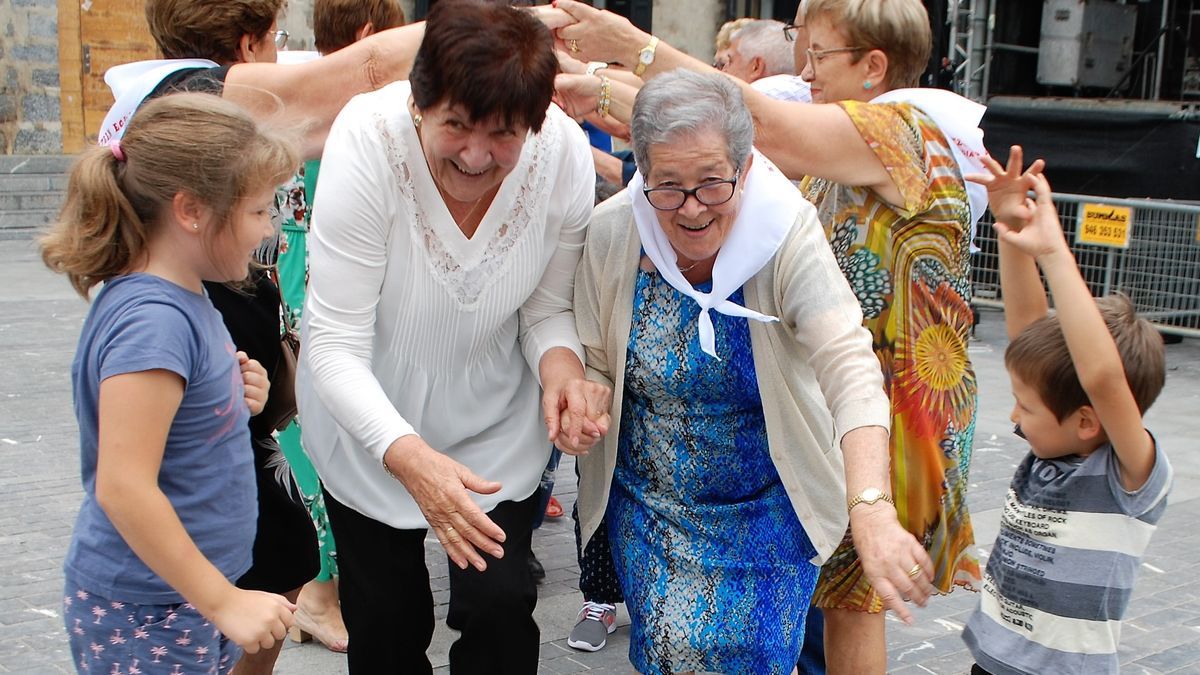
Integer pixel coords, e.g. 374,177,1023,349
295,0,608,671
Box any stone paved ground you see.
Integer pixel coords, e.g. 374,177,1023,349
1,236,1197,674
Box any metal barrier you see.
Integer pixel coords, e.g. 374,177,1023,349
971,192,1200,338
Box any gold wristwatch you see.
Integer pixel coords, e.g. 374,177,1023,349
847,487,894,513
633,36,659,77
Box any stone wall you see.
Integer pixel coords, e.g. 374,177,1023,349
653,0,721,65
0,0,61,154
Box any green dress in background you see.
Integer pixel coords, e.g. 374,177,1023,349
276,160,338,581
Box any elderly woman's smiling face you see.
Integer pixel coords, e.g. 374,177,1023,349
645,129,747,271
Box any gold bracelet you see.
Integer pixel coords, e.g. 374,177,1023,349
596,75,612,118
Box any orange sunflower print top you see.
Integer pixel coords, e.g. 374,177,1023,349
802,100,982,612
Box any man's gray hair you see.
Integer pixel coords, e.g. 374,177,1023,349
631,69,754,178
732,19,795,77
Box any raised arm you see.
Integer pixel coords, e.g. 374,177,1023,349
550,0,895,197
553,73,636,141
968,146,1047,339
224,23,426,158
999,172,1155,490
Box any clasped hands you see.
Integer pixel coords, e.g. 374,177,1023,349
543,374,612,456
382,367,611,573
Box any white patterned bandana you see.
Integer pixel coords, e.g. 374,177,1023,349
628,150,803,359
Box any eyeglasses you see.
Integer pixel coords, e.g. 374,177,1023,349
273,29,290,49
806,46,867,67
642,171,740,211
782,23,802,43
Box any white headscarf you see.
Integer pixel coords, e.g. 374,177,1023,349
871,88,989,234
628,150,803,359
99,59,219,144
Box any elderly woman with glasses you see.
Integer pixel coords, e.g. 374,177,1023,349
566,67,898,675
550,0,987,672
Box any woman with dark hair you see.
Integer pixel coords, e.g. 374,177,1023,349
295,1,606,672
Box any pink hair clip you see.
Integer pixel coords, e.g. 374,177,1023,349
109,140,125,162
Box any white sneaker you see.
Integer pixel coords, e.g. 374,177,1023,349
566,601,617,652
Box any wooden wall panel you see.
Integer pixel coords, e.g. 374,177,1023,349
56,0,84,153
57,0,159,149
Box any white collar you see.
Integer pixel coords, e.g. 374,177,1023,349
871,88,989,233
99,59,219,144
628,150,802,359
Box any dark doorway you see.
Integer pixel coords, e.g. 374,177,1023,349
413,0,651,30
770,0,799,23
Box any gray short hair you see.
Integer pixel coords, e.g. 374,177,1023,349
631,69,754,178
732,19,795,77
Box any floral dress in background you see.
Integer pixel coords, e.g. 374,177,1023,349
275,160,339,582
802,101,981,611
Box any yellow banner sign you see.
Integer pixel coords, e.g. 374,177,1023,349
1077,204,1132,248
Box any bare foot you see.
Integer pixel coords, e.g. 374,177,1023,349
290,578,348,653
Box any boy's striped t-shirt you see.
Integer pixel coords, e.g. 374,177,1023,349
963,439,1171,675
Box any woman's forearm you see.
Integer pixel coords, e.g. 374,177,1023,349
225,23,427,159
839,425,892,507
539,346,586,391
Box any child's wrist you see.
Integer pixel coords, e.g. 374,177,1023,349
189,579,239,619
1035,245,1073,270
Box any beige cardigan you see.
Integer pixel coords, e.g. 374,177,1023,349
574,194,891,564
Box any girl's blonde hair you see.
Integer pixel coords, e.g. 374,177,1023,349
804,0,931,89
41,93,298,298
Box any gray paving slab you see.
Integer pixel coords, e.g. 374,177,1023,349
1,237,1198,673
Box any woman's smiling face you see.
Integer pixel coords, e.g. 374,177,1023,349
644,129,746,270
416,100,529,204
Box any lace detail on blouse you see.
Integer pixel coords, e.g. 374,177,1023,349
375,112,561,309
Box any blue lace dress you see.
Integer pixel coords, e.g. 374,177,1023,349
608,267,820,675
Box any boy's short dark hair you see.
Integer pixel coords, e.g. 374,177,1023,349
1005,293,1166,421
314,0,405,54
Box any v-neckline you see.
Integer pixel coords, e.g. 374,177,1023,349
401,105,530,266
439,183,500,241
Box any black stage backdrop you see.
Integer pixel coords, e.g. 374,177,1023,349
981,97,1200,201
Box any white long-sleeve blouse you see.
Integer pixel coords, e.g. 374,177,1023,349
296,80,595,527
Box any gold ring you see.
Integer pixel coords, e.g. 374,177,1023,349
445,526,456,536
569,39,581,54
907,564,922,578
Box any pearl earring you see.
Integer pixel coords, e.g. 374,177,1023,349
863,80,873,90
192,223,199,230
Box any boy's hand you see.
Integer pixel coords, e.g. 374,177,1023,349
238,352,270,416
995,173,1071,262
967,145,1044,232
209,588,296,653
